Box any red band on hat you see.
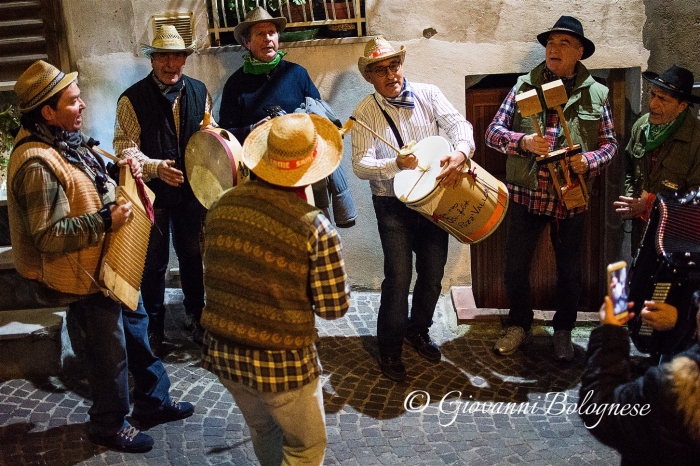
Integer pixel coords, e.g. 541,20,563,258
268,146,318,170
369,46,395,59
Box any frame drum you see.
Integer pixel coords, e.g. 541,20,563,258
393,136,509,244
185,128,249,208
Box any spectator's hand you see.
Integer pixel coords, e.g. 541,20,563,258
397,153,418,170
110,201,133,231
519,133,549,156
117,158,143,179
569,153,589,174
599,296,634,326
157,160,184,187
436,150,468,189
614,190,649,219
641,300,678,331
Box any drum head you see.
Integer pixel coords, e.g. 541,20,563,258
393,136,452,203
185,129,245,209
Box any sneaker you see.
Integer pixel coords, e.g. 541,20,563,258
405,333,442,362
88,425,154,453
191,320,205,346
494,326,532,356
552,330,575,362
379,356,407,382
148,331,164,358
131,400,195,430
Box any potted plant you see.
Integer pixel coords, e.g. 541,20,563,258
0,104,20,193
314,0,361,38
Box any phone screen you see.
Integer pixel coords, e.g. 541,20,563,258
607,262,628,316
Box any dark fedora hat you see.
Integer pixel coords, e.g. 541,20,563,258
537,15,595,60
642,64,700,104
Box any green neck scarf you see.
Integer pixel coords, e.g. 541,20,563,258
646,109,686,151
243,50,287,75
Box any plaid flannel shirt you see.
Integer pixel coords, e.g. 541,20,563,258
485,86,617,219
202,214,350,393
113,81,214,181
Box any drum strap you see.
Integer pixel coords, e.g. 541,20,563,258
373,95,404,148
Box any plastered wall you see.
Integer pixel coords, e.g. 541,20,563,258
60,0,649,291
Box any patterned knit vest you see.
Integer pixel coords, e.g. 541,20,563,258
201,181,322,350
7,127,116,295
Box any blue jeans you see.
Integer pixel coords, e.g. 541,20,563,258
504,202,585,332
220,376,327,466
141,198,205,334
372,196,448,358
68,294,172,436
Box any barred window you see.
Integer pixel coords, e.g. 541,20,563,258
206,0,365,47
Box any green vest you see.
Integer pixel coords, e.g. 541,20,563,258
201,181,322,350
507,61,609,189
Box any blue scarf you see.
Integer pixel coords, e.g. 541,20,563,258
386,80,415,109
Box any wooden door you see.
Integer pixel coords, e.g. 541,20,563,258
466,86,607,311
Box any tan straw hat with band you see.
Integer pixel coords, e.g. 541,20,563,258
141,25,196,58
14,60,78,113
242,113,342,187
233,6,287,45
357,36,406,75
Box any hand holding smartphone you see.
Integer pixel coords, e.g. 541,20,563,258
607,261,628,319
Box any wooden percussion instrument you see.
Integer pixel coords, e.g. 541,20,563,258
393,136,509,244
99,164,154,311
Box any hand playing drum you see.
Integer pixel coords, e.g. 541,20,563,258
436,149,468,189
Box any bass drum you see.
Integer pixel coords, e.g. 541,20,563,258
185,128,249,209
393,136,508,244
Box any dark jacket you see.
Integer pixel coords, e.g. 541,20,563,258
580,325,700,465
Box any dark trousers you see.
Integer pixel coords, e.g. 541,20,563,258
372,196,448,359
504,202,585,332
68,294,171,435
142,198,205,334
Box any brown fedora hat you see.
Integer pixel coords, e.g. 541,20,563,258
14,60,78,113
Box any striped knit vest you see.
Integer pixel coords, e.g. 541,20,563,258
201,181,321,350
7,127,115,295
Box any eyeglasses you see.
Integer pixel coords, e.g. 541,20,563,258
369,61,402,77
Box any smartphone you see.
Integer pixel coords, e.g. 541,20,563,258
607,261,628,318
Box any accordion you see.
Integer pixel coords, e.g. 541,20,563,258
627,191,700,355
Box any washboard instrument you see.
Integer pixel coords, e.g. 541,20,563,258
98,164,154,311
627,191,700,354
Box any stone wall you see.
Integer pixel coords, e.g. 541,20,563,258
59,0,649,290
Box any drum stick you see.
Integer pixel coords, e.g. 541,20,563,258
91,145,120,163
347,117,427,171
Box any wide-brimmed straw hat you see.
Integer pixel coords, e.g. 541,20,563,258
537,15,595,60
234,7,287,46
242,113,342,187
643,64,700,104
14,60,78,113
357,36,406,75
141,25,196,59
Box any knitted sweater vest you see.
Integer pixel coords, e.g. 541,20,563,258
7,127,114,295
201,181,321,350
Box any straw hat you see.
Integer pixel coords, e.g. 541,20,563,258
537,16,595,60
242,113,342,187
357,36,406,75
141,25,196,59
234,7,287,46
643,64,700,104
14,60,78,113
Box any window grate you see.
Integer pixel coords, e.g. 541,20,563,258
152,12,195,48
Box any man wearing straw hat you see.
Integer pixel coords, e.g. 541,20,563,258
8,60,194,453
114,25,214,353
352,36,476,382
201,112,351,465
486,16,617,362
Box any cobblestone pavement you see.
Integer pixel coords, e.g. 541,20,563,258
0,290,622,465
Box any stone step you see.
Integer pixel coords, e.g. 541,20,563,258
0,307,67,381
